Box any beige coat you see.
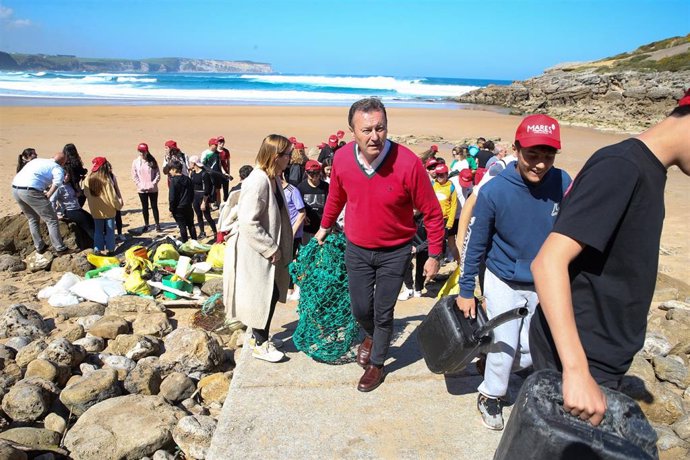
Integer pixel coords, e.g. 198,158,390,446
222,168,293,330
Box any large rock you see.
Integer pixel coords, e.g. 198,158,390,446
88,316,130,339
14,338,48,368
642,331,673,359
24,359,69,386
159,328,222,375
44,412,67,435
38,337,78,367
59,301,106,319
0,361,22,399
159,372,195,403
98,353,136,380
0,304,49,340
64,395,184,460
50,252,92,276
673,414,690,441
132,312,173,337
653,355,690,389
0,439,27,460
105,296,165,321
59,368,121,416
201,278,223,297
198,372,230,405
638,381,686,425
124,358,161,395
172,415,217,460
0,427,60,452
1,378,58,422
104,334,161,360
50,323,85,343
25,250,54,272
0,254,26,272
4,336,31,353
73,334,105,353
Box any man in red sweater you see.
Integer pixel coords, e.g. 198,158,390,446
315,98,445,392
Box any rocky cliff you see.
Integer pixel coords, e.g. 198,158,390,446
456,35,690,133
0,52,272,74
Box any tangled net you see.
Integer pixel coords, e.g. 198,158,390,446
192,293,226,332
289,233,359,363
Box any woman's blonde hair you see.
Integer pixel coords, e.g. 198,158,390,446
291,146,307,165
87,162,113,197
255,134,292,178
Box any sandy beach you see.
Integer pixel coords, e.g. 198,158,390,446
1,105,688,285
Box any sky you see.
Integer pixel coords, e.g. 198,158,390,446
0,0,688,80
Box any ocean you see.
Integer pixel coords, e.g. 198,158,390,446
0,71,511,107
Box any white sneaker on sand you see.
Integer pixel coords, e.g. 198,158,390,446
398,289,414,301
413,290,422,298
252,341,285,362
287,291,300,302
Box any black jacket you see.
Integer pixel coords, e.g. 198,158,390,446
168,175,194,212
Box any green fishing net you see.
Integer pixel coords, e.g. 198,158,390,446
289,233,359,363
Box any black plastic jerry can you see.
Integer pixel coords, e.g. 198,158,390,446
494,370,658,460
416,294,528,374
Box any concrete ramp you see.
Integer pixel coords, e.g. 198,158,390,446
208,298,525,459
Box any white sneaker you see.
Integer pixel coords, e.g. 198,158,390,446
397,289,414,301
249,336,284,349
287,291,300,302
252,341,285,362
413,290,422,298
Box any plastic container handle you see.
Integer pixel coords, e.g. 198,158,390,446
473,307,529,341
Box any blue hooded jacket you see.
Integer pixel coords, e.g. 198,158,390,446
459,163,571,298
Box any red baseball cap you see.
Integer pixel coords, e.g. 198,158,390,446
294,142,305,150
165,140,177,149
434,163,449,175
208,138,218,146
217,136,225,142
318,142,326,149
91,156,107,172
336,130,345,139
289,137,297,144
430,144,438,153
515,114,561,149
679,88,690,107
459,168,473,187
328,134,338,147
425,158,439,170
305,160,322,172
137,143,149,153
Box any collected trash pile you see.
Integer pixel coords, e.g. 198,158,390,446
36,237,227,330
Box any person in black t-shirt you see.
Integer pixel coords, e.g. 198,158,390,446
188,155,216,240
475,139,495,169
530,91,690,427
167,160,197,242
297,159,329,243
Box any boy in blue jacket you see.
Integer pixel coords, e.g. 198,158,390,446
456,114,572,430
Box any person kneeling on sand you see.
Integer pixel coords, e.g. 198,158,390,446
456,114,571,431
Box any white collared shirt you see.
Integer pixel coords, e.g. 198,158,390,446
354,140,392,175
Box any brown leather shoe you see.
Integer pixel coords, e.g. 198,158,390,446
357,364,385,392
356,336,373,368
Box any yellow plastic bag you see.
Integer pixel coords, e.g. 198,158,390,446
436,265,461,299
153,243,179,262
206,243,225,269
87,252,120,268
124,269,151,296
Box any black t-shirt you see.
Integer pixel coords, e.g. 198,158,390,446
531,138,667,383
476,149,494,168
297,179,329,234
190,170,213,197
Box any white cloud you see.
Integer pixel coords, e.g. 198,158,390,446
0,4,31,28
0,6,13,19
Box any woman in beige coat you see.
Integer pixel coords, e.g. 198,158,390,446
222,135,293,362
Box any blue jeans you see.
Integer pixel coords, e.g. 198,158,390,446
94,218,115,252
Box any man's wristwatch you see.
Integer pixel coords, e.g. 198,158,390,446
429,253,443,262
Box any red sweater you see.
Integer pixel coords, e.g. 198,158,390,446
321,141,445,254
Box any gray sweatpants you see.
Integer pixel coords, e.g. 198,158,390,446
478,268,538,399
12,188,66,252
